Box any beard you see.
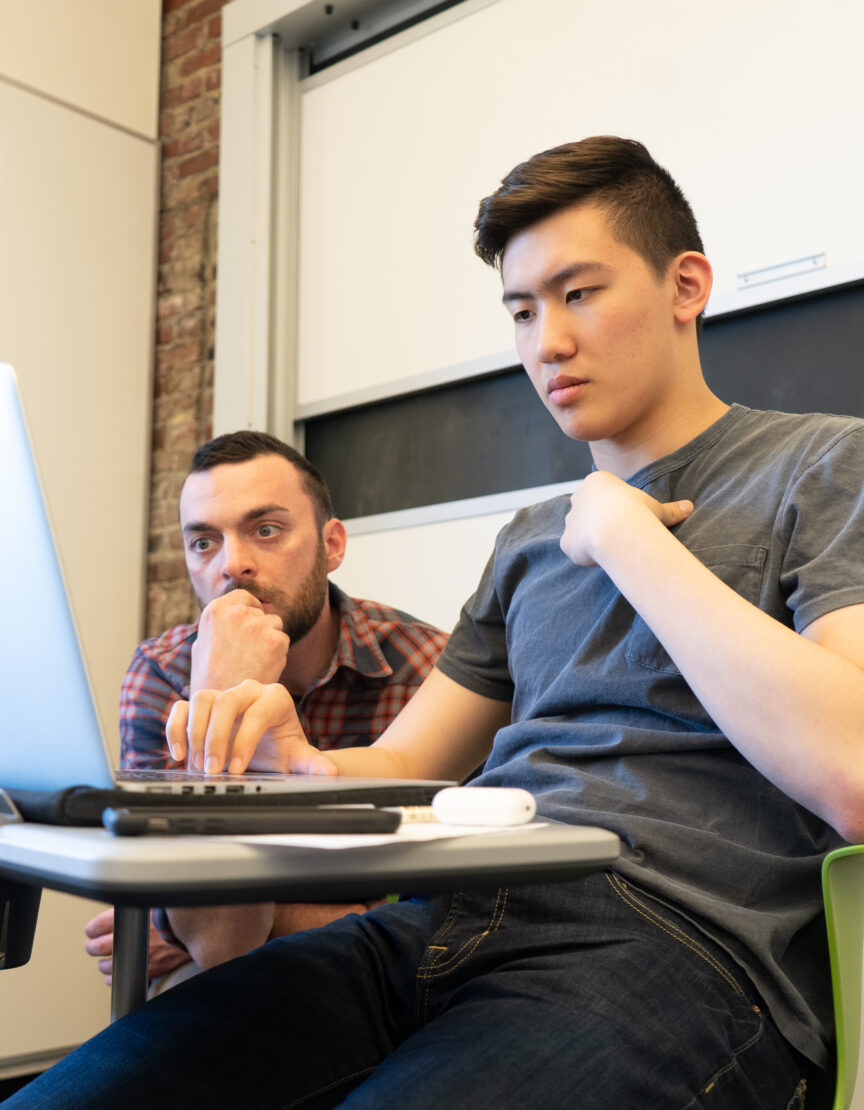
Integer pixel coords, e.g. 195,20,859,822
211,538,330,645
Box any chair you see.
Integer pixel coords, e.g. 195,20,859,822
822,845,864,1110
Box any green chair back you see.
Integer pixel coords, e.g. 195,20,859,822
822,845,864,1110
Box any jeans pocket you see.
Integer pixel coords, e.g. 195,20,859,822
607,872,753,1004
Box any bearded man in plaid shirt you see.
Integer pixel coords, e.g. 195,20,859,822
84,431,448,991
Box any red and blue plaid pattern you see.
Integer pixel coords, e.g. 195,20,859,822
119,586,448,769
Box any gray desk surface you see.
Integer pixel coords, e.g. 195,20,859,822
0,821,621,1020
0,820,620,903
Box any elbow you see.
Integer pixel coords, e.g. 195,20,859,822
831,812,864,847
821,786,864,846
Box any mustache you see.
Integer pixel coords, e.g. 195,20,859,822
222,582,283,606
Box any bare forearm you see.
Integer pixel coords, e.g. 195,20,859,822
324,745,411,778
597,508,864,836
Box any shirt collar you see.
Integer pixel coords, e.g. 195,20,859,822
316,582,394,685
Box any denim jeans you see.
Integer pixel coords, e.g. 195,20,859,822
7,872,816,1109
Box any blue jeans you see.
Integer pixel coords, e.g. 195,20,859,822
8,873,816,1109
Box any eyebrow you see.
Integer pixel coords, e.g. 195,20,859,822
502,261,613,304
182,504,292,534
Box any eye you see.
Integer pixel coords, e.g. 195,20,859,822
257,523,279,538
512,307,534,324
189,536,212,553
565,288,584,303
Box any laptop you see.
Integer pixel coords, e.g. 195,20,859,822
0,362,452,806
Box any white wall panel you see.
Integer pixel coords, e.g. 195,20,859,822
331,478,580,630
0,0,162,137
0,80,158,750
331,510,512,632
0,2,159,1066
0,893,111,1065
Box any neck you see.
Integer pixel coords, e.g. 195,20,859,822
280,592,341,698
591,389,729,478
590,333,729,478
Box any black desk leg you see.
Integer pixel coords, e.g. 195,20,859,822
111,906,150,1021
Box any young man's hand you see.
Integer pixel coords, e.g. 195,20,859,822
166,680,338,776
560,471,693,567
190,589,290,692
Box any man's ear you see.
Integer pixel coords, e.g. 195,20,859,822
323,518,347,572
671,251,713,324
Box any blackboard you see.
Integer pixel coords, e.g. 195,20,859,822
305,282,864,520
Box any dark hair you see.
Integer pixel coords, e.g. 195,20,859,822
474,136,704,278
189,431,333,526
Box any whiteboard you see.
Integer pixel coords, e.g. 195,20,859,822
296,0,864,411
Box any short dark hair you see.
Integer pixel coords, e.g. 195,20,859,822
474,136,704,278
188,431,333,526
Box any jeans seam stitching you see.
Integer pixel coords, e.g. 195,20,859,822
281,1063,378,1108
418,887,509,979
415,890,464,1026
697,1013,766,1098
606,873,747,998
415,888,509,1028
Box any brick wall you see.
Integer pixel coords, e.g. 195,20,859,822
147,0,230,637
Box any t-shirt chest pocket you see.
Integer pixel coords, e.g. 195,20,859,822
624,544,768,675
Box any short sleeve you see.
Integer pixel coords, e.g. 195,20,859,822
436,547,514,701
780,427,864,631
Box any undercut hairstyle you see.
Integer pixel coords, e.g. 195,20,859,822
474,136,704,278
188,431,333,527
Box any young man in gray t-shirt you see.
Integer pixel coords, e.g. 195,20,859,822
11,138,863,1110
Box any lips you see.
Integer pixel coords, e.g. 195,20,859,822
547,375,588,405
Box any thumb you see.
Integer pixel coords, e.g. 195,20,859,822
166,699,190,764
660,499,693,527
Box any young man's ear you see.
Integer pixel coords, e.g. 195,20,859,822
323,518,348,573
671,252,713,324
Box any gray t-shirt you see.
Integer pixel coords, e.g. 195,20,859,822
437,404,864,1068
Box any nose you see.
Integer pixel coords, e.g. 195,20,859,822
220,535,257,581
535,305,577,364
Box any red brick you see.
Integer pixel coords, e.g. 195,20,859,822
161,75,203,109
178,149,219,178
163,0,199,16
149,0,223,625
162,131,203,159
162,25,201,63
180,44,221,78
188,0,226,25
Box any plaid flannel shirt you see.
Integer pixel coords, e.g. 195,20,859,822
119,585,449,769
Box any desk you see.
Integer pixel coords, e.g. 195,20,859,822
0,821,620,1022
